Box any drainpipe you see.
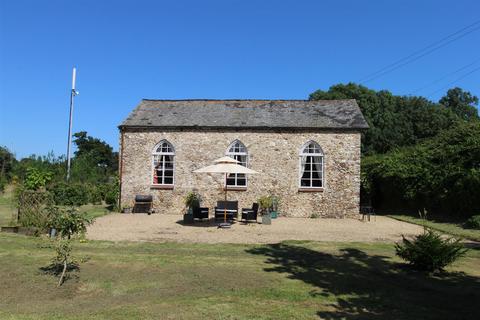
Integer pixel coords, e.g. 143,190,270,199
118,127,125,210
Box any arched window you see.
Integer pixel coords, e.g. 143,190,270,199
299,141,324,188
226,140,248,187
152,140,175,186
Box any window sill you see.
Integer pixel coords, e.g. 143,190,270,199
150,184,174,190
223,186,247,191
298,187,324,193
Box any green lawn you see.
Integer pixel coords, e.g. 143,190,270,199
389,214,480,242
0,233,479,320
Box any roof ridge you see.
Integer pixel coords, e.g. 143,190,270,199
140,98,356,102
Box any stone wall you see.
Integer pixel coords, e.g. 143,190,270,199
119,129,361,218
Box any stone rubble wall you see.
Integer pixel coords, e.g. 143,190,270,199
120,129,361,218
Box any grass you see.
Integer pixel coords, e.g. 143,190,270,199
0,233,479,319
389,214,480,242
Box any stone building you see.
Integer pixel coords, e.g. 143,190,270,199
119,99,368,217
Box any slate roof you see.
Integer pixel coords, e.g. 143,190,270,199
120,99,369,130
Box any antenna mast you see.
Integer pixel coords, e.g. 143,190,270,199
66,67,78,182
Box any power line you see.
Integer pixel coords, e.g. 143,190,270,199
358,19,480,84
411,58,480,94
427,65,480,99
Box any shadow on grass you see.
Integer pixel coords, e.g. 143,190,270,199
40,262,80,284
246,243,480,319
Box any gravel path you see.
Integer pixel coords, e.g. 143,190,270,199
87,214,423,244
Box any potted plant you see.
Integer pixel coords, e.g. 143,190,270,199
258,195,273,225
271,196,280,219
183,191,200,224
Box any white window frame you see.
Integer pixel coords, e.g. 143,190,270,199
225,139,248,188
298,140,324,189
152,140,175,186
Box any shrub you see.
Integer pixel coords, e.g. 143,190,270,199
24,168,53,191
0,176,6,193
104,178,119,209
50,183,89,206
464,215,480,230
105,189,117,206
395,229,467,272
88,185,103,205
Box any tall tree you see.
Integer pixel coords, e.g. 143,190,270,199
0,146,16,180
439,87,479,121
310,83,459,155
73,131,117,169
70,131,118,183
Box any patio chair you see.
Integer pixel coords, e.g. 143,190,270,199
193,206,209,221
214,200,238,222
241,203,259,223
360,205,376,222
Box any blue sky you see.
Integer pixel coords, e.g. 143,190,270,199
1,0,479,158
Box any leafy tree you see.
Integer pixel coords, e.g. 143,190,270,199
13,152,65,184
309,83,460,155
0,146,16,191
439,87,479,121
0,146,16,181
50,206,92,239
53,239,73,287
362,121,480,217
73,131,118,170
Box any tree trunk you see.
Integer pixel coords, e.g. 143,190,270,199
57,259,67,287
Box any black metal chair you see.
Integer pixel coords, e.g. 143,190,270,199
214,201,238,222
241,203,259,223
193,207,209,221
360,205,376,222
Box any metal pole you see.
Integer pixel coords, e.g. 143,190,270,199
66,67,77,182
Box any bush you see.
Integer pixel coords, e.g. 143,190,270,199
50,183,89,206
0,176,7,193
88,185,103,205
104,178,119,209
24,167,53,191
465,215,480,230
395,229,467,272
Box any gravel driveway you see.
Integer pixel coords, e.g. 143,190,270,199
87,214,423,244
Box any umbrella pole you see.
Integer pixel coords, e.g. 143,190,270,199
224,172,227,223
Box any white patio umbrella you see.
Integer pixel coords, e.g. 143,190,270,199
193,156,258,225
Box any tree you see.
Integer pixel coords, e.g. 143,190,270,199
0,146,16,191
310,83,460,155
0,146,15,179
362,121,480,217
70,131,118,183
439,87,479,121
73,131,117,169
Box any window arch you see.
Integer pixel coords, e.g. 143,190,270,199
225,140,248,187
152,140,175,186
299,141,324,188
